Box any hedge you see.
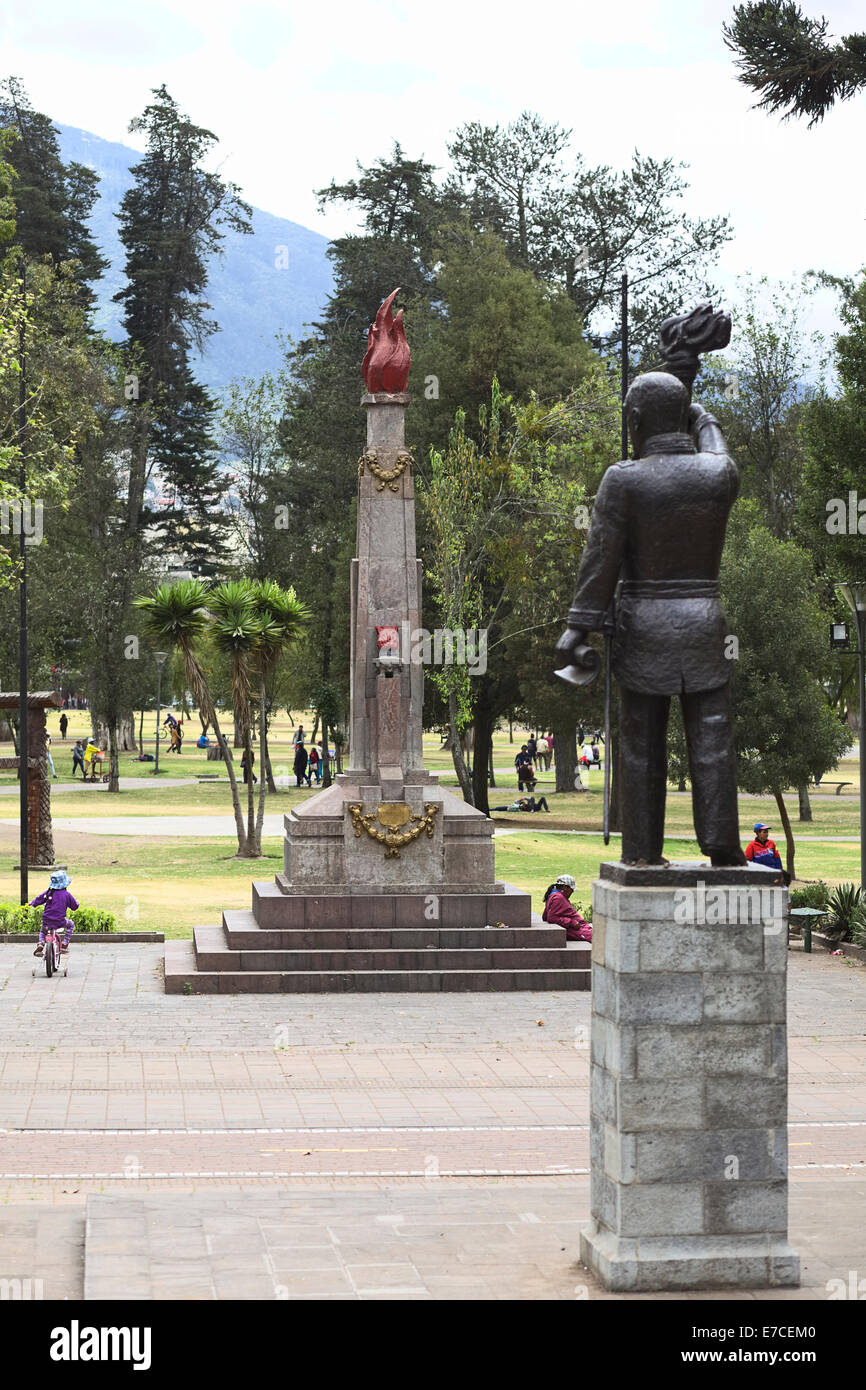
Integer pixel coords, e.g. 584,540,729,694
0,902,117,933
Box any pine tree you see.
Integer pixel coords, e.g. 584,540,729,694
0,76,107,303
114,85,252,557
723,3,866,125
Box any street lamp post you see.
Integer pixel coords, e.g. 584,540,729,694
153,652,168,776
837,583,866,889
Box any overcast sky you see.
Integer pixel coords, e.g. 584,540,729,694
2,0,863,359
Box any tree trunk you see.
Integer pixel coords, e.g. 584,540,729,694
321,719,332,788
208,709,248,855
118,710,137,751
553,718,577,793
233,712,244,748
198,710,211,734
472,706,494,816
107,722,120,791
254,674,269,853
448,691,474,805
0,719,13,741
797,783,813,823
138,708,145,752
773,788,796,880
262,703,277,794
311,712,320,744
488,742,496,788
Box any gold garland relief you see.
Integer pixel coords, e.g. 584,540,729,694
347,801,439,859
357,447,414,493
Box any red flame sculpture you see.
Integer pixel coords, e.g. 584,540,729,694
362,288,410,393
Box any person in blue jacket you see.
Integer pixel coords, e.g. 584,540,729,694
744,823,783,870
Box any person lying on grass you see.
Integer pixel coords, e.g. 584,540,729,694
492,795,550,812
541,874,592,942
30,871,78,956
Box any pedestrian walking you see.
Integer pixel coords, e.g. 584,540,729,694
241,748,258,784
293,741,309,787
71,740,85,777
59,713,68,740
514,744,536,791
307,743,320,785
45,733,58,779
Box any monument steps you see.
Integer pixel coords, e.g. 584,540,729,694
223,908,567,952
251,880,534,930
193,924,583,973
164,937,590,993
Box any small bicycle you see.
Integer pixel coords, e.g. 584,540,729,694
32,922,69,979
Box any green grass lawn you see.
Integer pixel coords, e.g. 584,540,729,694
0,711,859,939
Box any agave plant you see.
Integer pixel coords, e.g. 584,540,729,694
823,883,866,942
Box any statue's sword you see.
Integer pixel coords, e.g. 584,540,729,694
602,601,615,846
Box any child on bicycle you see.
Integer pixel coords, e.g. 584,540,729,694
30,871,79,956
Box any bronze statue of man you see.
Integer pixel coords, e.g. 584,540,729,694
555,307,746,867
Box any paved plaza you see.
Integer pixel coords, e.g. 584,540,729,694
0,941,864,1298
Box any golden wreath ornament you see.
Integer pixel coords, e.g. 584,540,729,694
357,446,414,493
347,801,439,859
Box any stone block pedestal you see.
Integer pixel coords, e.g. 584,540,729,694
579,862,800,1291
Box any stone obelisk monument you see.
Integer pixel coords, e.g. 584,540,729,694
279,290,528,922
166,291,588,988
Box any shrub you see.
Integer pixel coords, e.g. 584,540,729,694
0,902,117,933
789,882,831,911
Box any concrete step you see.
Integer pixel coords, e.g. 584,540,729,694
165,939,590,994
194,925,585,974
251,880,533,929
223,908,567,951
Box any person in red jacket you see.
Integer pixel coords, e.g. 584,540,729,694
744,822,783,870
541,874,592,941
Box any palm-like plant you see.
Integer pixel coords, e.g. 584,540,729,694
249,581,311,852
209,581,269,857
135,579,251,855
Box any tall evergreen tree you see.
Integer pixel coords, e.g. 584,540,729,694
0,76,107,304
723,3,866,125
114,84,252,555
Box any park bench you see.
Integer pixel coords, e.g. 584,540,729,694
813,778,852,795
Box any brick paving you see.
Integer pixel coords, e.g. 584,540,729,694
0,942,863,1297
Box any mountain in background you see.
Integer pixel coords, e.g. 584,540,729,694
56,124,334,395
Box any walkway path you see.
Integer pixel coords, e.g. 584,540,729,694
0,943,863,1299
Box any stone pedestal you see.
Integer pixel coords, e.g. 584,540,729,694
580,862,800,1291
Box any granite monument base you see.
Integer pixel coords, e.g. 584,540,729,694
579,861,800,1291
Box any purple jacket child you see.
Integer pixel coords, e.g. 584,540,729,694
31,872,78,955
